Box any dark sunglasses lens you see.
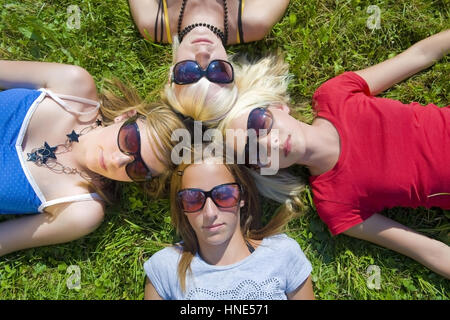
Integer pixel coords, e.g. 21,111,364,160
126,160,150,182
179,190,206,212
174,61,202,84
118,123,140,154
212,184,240,208
248,108,273,137
207,61,233,83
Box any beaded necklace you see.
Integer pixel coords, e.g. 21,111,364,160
177,0,228,46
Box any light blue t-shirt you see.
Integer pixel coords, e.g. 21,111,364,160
144,233,312,300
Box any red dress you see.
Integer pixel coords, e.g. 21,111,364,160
309,72,450,235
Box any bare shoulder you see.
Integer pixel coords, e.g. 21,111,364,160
45,197,105,218
287,275,315,300
47,65,98,102
129,0,160,41
145,277,163,300
41,198,105,235
241,0,289,41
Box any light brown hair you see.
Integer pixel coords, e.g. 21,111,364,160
170,149,299,292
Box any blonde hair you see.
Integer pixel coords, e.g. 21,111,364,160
217,53,307,215
99,78,185,199
170,149,298,292
162,36,239,127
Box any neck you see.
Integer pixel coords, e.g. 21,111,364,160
198,232,250,266
180,0,225,30
295,121,340,176
69,138,87,176
71,126,99,172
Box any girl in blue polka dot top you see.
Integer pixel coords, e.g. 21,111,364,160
0,60,184,256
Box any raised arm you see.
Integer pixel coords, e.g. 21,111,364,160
355,29,450,96
0,60,97,99
243,0,290,42
343,213,450,279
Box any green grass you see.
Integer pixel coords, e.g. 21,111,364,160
0,0,449,300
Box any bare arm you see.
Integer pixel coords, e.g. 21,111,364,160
129,0,159,41
0,60,98,100
343,213,450,279
287,275,315,300
242,0,290,42
355,29,450,96
144,277,164,300
0,201,104,257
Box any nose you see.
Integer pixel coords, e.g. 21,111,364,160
111,151,134,169
195,50,211,69
259,131,280,149
202,197,218,223
256,134,277,166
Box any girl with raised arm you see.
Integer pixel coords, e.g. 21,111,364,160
0,60,184,256
129,0,291,125
218,30,450,278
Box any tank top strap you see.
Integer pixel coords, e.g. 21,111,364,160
237,0,245,44
40,88,100,116
162,0,172,43
38,193,103,213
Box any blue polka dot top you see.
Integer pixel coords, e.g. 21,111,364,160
0,88,102,214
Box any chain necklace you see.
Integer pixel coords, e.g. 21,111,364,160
178,0,228,46
27,119,103,181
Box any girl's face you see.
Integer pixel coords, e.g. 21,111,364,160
176,27,228,69
83,117,166,182
227,104,304,170
173,27,232,95
180,162,244,248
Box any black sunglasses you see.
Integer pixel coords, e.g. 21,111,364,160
172,59,234,85
117,116,153,182
177,183,241,213
244,107,274,169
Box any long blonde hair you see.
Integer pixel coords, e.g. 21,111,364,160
218,53,308,215
170,149,299,292
99,78,185,199
162,35,239,127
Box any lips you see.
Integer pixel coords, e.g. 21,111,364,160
203,223,224,232
283,135,292,157
192,37,213,44
99,149,107,171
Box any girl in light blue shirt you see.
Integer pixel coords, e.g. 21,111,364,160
144,154,314,300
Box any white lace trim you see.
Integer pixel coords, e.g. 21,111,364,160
185,278,286,300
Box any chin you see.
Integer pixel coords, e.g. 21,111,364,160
203,234,229,247
279,160,295,170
